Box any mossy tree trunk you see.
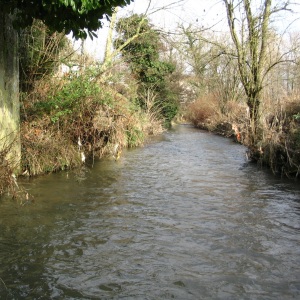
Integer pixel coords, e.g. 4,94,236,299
0,11,21,171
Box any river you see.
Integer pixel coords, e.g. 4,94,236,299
0,124,299,299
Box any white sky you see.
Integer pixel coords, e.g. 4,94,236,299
121,0,225,29
75,0,300,60
76,0,226,60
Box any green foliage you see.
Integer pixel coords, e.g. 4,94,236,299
115,14,180,124
115,14,166,85
126,126,144,147
160,90,179,125
293,113,300,121
32,71,107,123
1,0,133,39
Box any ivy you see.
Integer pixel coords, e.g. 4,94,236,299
115,14,180,124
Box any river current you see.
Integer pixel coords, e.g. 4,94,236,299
0,124,299,299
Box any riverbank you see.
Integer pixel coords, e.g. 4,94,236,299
185,97,300,179
0,71,166,198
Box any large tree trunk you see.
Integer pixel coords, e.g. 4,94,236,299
0,12,21,172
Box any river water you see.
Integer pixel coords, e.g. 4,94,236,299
0,124,300,299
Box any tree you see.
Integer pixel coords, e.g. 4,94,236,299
115,14,164,84
0,0,134,171
115,14,179,124
222,0,292,144
19,19,68,93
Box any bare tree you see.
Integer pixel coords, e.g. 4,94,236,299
223,0,295,144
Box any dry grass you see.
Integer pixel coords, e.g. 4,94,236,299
186,94,221,130
259,94,300,177
21,123,81,176
185,94,249,141
19,70,165,176
185,89,300,177
0,138,25,198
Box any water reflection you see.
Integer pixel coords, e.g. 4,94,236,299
0,124,299,299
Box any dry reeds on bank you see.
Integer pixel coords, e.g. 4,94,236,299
185,91,300,178
186,94,221,131
0,139,20,197
19,67,164,176
259,96,300,177
186,94,248,139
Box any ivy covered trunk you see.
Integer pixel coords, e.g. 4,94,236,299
0,12,21,171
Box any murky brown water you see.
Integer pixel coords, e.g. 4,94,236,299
0,124,300,299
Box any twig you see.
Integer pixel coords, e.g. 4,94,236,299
0,277,7,291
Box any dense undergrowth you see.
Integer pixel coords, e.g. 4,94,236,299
0,66,166,197
20,67,165,177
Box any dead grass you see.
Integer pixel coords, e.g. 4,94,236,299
21,124,81,176
19,71,164,176
185,94,249,141
259,94,300,177
186,94,221,130
185,90,300,177
0,138,25,198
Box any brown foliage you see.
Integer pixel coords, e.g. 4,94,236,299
258,95,300,177
186,95,220,130
0,139,21,197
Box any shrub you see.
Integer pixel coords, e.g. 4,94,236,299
186,95,220,129
257,95,300,177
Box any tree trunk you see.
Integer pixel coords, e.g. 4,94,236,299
247,95,261,144
0,12,21,172
104,7,118,65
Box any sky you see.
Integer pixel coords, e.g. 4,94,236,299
74,0,300,61
120,0,225,30
75,0,226,60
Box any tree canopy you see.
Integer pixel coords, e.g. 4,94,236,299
0,0,133,39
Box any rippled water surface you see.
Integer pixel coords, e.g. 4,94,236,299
1,124,300,299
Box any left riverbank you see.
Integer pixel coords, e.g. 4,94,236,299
0,69,165,198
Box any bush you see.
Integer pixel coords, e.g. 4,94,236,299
19,63,166,176
257,96,300,177
29,70,108,122
186,95,220,129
